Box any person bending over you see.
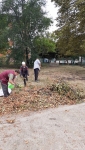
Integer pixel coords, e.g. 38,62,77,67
0,70,20,97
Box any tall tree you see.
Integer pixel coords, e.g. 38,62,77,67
52,0,85,59
0,12,9,53
1,0,52,65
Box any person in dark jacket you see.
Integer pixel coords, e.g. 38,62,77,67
0,70,20,97
20,61,29,86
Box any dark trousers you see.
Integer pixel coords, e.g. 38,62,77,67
22,74,28,86
34,68,39,81
0,81,9,97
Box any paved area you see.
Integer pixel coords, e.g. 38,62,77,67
0,103,85,150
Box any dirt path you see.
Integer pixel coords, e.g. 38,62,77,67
0,103,85,150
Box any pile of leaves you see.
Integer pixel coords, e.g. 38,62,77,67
0,81,84,115
50,81,83,100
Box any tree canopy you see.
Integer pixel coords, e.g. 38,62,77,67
52,0,85,58
0,0,52,64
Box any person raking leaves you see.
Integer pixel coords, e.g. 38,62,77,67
0,69,20,97
20,61,29,87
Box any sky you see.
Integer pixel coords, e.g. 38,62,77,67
45,0,58,32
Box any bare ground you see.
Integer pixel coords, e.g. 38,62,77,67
0,103,85,150
0,65,85,149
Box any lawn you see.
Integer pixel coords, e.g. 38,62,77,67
0,65,85,115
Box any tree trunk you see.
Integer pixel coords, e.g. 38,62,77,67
25,47,29,66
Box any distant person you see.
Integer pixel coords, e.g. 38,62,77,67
0,70,20,97
20,61,29,86
33,58,41,81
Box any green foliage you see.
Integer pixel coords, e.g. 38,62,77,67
50,81,82,100
33,36,56,56
32,32,57,60
0,14,9,53
52,0,85,58
0,0,52,63
11,47,25,64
